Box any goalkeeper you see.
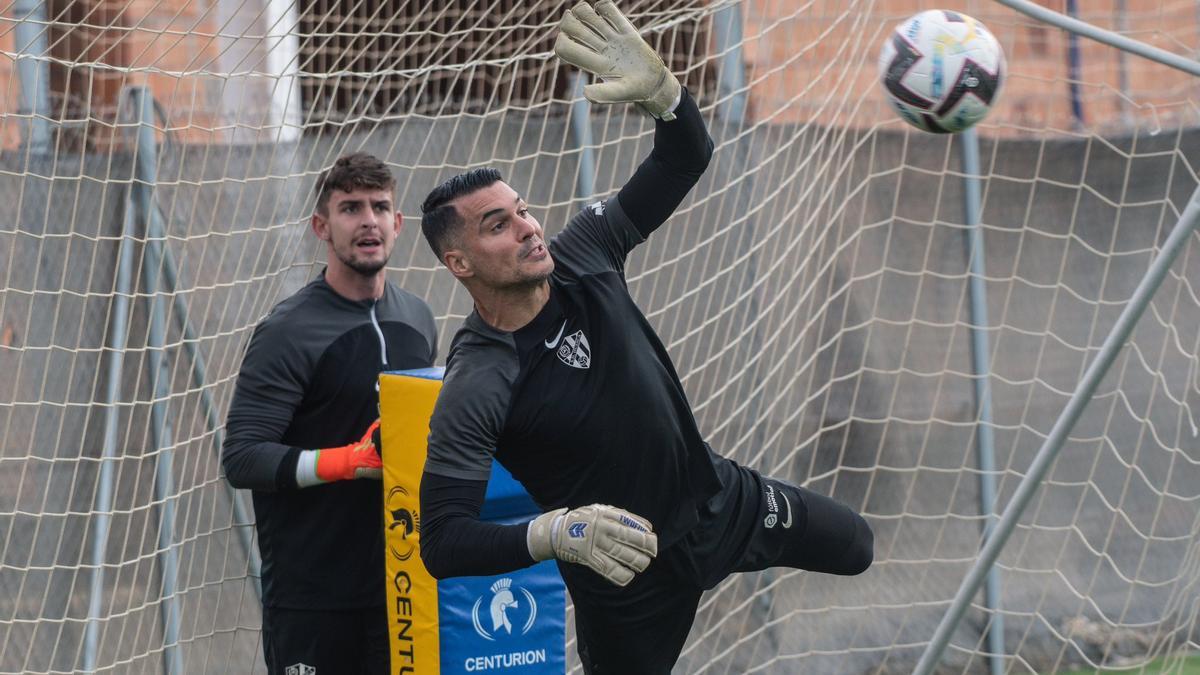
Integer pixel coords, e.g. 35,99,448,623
417,3,873,672
222,153,438,674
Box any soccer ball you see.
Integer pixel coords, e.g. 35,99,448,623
878,9,1005,133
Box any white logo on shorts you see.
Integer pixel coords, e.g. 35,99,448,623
286,664,315,675
764,484,794,529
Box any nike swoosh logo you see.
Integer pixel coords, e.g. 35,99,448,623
781,493,793,529
545,320,567,349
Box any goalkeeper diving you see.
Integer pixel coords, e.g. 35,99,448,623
417,3,874,672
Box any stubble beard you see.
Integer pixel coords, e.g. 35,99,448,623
515,257,553,288
337,247,389,277
513,271,551,292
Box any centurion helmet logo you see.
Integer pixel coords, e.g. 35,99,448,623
471,577,538,641
386,485,419,561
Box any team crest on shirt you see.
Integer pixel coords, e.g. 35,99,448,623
556,330,591,369
285,664,315,675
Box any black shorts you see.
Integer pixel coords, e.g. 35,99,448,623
561,453,873,675
261,604,389,675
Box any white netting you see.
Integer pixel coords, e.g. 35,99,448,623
1,0,1198,673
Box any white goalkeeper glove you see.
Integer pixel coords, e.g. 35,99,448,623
527,504,658,586
553,0,682,120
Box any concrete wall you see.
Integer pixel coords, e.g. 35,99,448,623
1,108,1197,672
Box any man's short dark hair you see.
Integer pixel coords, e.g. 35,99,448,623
420,168,503,260
314,152,395,215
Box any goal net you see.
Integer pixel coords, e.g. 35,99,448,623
1,0,1198,673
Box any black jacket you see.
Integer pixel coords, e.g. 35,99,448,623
223,274,437,609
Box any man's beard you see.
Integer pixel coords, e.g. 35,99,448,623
336,247,388,276
509,241,553,287
508,259,553,288
520,266,553,286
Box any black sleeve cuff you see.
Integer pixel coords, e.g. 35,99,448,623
654,87,714,172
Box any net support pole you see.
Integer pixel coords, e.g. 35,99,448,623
959,127,1004,675
12,0,51,153
991,0,1200,77
1065,0,1086,127
569,72,597,207
144,168,263,602
215,0,302,143
263,0,302,143
83,158,140,675
713,1,748,126
128,86,184,675
1113,0,1133,126
914,183,1200,675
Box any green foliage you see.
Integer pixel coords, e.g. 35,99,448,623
1050,654,1200,675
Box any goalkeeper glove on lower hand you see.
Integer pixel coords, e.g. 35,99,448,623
526,504,658,586
314,419,383,482
553,0,682,120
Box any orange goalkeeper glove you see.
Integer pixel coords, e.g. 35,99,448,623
315,419,383,481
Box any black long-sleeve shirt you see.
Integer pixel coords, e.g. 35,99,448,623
420,88,717,580
222,276,437,609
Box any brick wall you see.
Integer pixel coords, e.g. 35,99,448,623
0,26,19,149
0,0,228,151
0,0,1197,151
743,0,1200,133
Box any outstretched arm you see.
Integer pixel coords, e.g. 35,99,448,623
554,1,714,238
617,87,713,238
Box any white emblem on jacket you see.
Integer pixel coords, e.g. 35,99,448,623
557,330,591,369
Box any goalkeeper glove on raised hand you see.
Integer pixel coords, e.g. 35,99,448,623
297,419,383,485
527,504,658,586
553,0,682,120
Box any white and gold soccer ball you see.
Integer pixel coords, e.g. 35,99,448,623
878,9,1005,133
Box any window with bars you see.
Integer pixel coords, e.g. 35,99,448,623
297,0,713,126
